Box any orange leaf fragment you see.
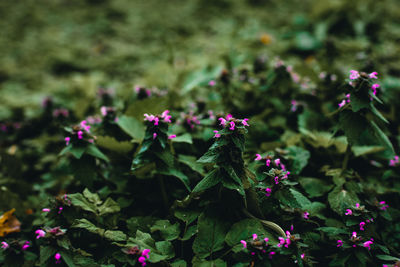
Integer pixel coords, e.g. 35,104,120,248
0,208,21,237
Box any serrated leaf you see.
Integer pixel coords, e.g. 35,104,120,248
299,177,333,198
172,133,193,144
96,136,134,153
225,219,277,247
98,198,120,216
193,169,220,193
85,144,109,162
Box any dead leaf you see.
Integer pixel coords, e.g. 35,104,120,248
0,208,21,237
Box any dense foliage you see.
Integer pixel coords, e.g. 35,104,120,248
1,0,400,266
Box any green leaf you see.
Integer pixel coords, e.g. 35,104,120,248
40,246,57,265
103,230,127,242
192,258,227,267
328,187,360,215
171,260,187,267
69,145,87,159
350,92,370,112
96,136,134,154
72,219,104,236
316,227,348,236
158,168,191,191
192,209,230,259
125,98,168,120
178,155,205,175
182,225,197,241
287,146,310,175
197,149,219,164
117,115,145,141
193,169,220,193
351,146,384,157
83,188,102,206
85,144,109,162
172,133,193,144
225,219,277,247
98,198,120,216
150,220,180,241
59,251,76,267
299,177,333,198
375,255,400,261
69,193,97,214
289,188,312,208
174,209,200,225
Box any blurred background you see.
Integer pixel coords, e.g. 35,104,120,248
1,0,400,120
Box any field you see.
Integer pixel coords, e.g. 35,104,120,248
1,0,400,266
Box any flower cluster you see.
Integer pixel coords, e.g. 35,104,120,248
64,120,95,146
176,111,201,130
100,106,118,122
134,86,167,99
52,108,69,118
348,70,380,96
122,246,151,266
144,110,172,126
338,94,351,108
254,154,290,182
213,114,249,138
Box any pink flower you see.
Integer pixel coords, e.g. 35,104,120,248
58,206,63,214
359,222,365,231
42,208,51,212
369,72,378,79
337,240,343,247
22,241,30,250
55,253,61,264
252,234,258,240
266,159,271,167
338,100,346,108
208,80,216,86
345,209,352,216
240,240,247,249
355,203,360,209
218,117,226,126
371,84,380,95
226,114,233,121
229,121,235,130
242,118,249,126
255,154,262,161
138,256,146,266
154,117,159,126
1,242,9,250
345,94,351,103
213,130,221,138
144,114,155,122
77,131,83,140
349,70,360,80
265,188,272,197
153,133,157,140
303,212,309,220
264,238,269,244
168,135,176,139
161,110,172,123
80,120,91,132
290,100,298,112
35,229,46,239
100,106,107,116
363,240,373,250
142,249,150,259
301,253,305,259
274,176,279,184
379,201,389,211
274,158,281,166
64,137,70,146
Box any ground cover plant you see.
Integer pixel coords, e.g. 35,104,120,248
1,0,400,266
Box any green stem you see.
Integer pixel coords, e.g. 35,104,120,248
158,176,169,213
342,145,351,172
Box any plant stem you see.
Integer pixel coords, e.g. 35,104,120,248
342,145,351,172
158,175,169,213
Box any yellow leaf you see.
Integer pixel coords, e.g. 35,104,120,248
0,208,21,237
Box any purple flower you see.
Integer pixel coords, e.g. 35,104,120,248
274,158,281,166
218,117,226,126
252,234,258,241
64,137,70,146
345,209,352,216
255,154,262,161
22,241,30,250
42,208,51,212
301,253,305,259
229,121,235,130
265,188,272,197
100,106,107,116
240,240,247,249
168,135,176,139
35,229,46,239
371,84,380,95
213,130,221,138
369,72,378,79
338,100,346,108
363,240,373,250
138,256,146,266
208,80,216,86
153,133,157,140
242,118,249,126
269,251,276,259
303,212,309,220
55,253,61,264
264,238,269,244
337,240,343,247
1,242,9,250
349,70,360,80
359,222,365,231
